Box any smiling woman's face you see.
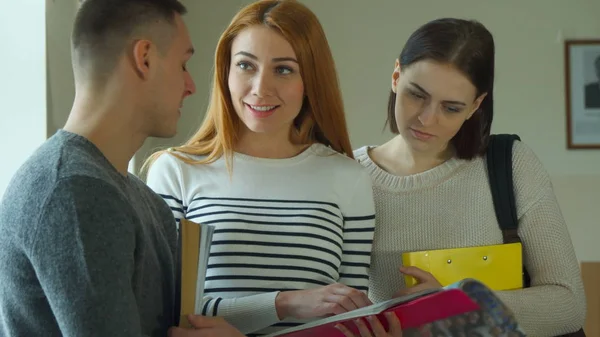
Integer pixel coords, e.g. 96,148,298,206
228,24,305,140
391,59,486,155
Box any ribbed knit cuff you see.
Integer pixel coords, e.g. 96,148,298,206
219,291,281,334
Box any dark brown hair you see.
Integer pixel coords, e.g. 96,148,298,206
386,18,495,160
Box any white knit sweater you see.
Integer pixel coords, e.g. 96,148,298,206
353,140,586,337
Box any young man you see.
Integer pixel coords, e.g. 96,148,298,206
0,1,243,336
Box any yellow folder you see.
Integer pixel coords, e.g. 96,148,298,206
402,242,523,291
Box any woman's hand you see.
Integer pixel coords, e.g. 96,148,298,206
275,283,372,319
335,312,402,337
394,266,442,298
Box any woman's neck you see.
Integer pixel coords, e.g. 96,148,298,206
371,135,453,177
235,126,309,159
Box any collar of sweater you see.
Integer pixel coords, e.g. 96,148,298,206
354,145,468,192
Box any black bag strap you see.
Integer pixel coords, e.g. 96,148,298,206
485,134,520,243
485,134,531,287
486,133,586,337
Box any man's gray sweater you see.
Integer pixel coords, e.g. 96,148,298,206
0,130,178,337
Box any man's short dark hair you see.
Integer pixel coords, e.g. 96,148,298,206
72,0,187,82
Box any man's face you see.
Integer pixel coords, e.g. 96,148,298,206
147,14,196,138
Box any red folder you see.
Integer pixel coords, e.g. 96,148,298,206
269,288,479,337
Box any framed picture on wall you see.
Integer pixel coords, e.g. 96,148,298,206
565,39,600,149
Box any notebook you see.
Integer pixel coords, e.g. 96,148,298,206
176,218,214,328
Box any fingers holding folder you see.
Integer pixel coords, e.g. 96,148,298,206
393,266,443,298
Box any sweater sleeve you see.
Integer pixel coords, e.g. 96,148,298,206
201,292,281,334
146,153,282,334
338,169,376,293
494,142,586,336
29,177,150,337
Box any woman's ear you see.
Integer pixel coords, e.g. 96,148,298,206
391,59,401,93
468,92,488,119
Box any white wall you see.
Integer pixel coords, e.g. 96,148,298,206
46,0,77,139
39,0,600,260
0,0,47,199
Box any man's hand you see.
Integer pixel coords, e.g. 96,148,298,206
394,266,442,298
276,283,372,319
168,316,245,337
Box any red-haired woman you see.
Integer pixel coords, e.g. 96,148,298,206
145,1,386,336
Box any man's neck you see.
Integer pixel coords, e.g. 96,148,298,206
64,90,146,176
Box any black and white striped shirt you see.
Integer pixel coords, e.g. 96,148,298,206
146,144,376,336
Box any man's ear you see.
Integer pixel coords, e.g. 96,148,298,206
132,39,153,80
391,59,401,94
467,92,487,119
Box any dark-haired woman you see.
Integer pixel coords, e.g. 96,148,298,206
352,18,586,337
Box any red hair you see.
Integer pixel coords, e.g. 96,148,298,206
143,0,352,173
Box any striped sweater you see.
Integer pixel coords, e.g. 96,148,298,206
145,144,376,336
